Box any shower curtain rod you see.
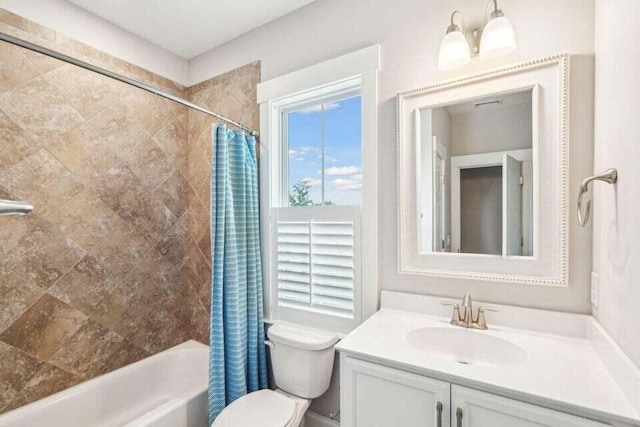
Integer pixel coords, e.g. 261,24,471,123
0,32,259,137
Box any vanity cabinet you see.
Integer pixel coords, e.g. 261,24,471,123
451,385,609,427
341,357,450,427
341,356,611,427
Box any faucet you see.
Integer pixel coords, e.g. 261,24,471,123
441,294,498,330
0,199,33,216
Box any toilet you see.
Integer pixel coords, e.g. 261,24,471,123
212,323,339,427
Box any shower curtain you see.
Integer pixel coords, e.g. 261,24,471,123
208,124,268,423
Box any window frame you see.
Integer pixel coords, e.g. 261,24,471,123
257,45,379,334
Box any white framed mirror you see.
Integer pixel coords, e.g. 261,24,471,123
397,54,569,286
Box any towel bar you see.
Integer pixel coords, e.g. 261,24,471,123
577,168,617,226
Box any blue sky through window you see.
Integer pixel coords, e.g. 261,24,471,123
287,96,362,205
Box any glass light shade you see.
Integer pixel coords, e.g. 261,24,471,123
479,16,516,60
438,31,471,71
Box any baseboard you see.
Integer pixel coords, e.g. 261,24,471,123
305,410,340,427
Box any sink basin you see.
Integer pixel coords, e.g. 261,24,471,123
406,327,527,367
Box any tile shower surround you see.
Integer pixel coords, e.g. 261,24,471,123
0,9,260,413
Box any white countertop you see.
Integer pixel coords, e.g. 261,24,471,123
336,308,640,426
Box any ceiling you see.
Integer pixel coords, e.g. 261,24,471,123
66,0,318,59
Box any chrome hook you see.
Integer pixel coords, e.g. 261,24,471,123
577,168,617,227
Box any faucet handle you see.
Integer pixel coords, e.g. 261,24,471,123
441,301,462,323
476,306,499,329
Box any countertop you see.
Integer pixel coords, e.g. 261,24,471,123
336,308,640,426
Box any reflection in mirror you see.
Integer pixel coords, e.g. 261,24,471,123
418,89,534,256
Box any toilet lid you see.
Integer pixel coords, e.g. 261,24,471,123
212,389,296,427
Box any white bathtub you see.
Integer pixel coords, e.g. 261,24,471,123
0,341,209,427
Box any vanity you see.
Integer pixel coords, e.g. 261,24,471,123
336,292,640,427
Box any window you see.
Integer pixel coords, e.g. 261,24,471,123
286,95,362,206
258,45,379,334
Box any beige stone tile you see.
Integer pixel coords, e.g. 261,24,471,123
45,123,119,185
89,164,144,214
0,342,42,413
46,64,130,120
49,189,151,279
18,48,66,74
0,42,39,93
19,364,81,405
153,74,186,98
91,250,174,336
125,138,173,189
124,90,181,136
0,110,40,172
3,220,86,289
0,9,56,41
91,165,177,244
189,192,210,243
49,320,124,378
154,114,187,172
0,271,44,333
184,237,211,312
87,102,150,157
153,171,191,219
0,187,42,258
0,148,84,218
109,57,155,87
0,77,84,140
0,294,87,360
55,33,110,66
126,308,185,354
48,255,116,315
99,340,148,375
155,223,190,267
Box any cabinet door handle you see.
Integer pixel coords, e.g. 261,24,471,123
436,401,443,427
456,407,463,427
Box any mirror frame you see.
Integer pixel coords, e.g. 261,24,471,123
397,54,569,286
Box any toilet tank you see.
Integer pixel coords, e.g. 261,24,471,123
267,323,339,399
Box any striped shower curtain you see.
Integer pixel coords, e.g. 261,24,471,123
208,124,268,423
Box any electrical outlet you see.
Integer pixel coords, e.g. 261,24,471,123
591,272,600,308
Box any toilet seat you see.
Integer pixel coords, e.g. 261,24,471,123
212,389,296,427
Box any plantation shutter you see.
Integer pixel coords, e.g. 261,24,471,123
273,206,361,330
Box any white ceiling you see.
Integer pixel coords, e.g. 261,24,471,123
66,0,318,59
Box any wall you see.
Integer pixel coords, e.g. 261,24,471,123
592,0,640,368
0,11,213,413
191,0,595,313
0,0,188,84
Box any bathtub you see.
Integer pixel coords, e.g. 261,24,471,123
0,341,209,427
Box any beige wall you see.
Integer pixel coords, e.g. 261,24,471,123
0,10,260,413
592,0,640,368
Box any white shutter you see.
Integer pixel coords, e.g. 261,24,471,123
310,221,354,317
273,207,360,326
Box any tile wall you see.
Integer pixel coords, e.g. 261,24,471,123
0,9,259,413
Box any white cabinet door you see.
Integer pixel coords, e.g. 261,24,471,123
341,356,450,427
451,386,611,427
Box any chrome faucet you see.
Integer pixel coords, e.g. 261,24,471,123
0,199,33,216
441,294,498,330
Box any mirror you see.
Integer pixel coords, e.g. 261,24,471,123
397,55,570,286
418,89,534,256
